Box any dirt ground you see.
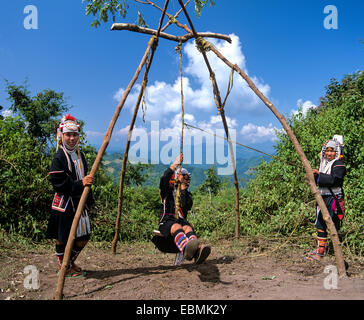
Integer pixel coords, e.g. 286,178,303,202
1,237,363,301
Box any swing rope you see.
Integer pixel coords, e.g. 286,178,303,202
184,122,275,158
174,41,184,219
219,68,234,115
184,122,301,168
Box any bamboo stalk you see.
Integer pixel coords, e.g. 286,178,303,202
111,0,170,254
206,39,347,278
177,0,240,238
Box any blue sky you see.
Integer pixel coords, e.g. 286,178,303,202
1,0,363,162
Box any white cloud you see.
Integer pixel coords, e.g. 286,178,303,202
240,123,280,143
169,112,196,129
113,87,125,102
159,113,236,138
85,130,104,138
114,77,198,122
291,99,317,116
184,34,270,111
86,125,149,145
114,125,148,139
113,34,271,122
1,108,13,118
209,115,237,129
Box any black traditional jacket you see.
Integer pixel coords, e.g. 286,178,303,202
316,159,346,196
159,167,193,219
49,148,94,215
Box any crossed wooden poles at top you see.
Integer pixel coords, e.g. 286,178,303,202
55,0,347,300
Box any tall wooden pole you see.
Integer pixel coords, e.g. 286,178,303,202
206,40,347,278
110,0,190,252
165,2,346,276
111,0,170,254
111,38,155,254
177,0,240,238
54,27,158,302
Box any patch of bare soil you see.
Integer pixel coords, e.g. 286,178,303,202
1,238,363,302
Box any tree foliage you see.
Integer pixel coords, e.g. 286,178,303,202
194,0,215,18
196,165,221,195
5,81,69,153
0,82,157,242
82,0,215,28
187,72,363,257
238,71,364,253
83,0,129,28
0,116,52,240
1,72,362,255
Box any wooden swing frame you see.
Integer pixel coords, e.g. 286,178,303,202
55,0,347,300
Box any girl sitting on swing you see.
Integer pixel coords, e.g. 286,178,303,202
152,154,211,265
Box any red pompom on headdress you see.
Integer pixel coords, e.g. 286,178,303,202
63,114,77,122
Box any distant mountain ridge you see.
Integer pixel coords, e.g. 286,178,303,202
102,152,271,190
